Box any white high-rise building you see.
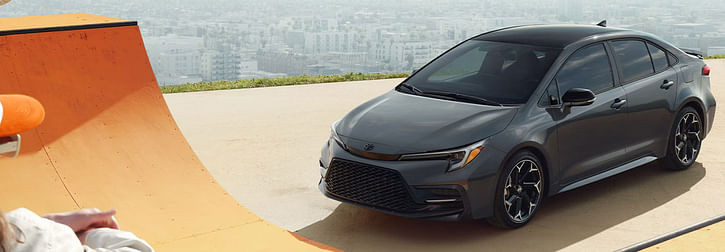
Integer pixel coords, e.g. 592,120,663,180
201,50,241,82
144,34,203,86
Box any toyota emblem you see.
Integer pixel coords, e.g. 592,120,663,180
363,144,375,151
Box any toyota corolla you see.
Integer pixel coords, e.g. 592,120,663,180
318,24,715,228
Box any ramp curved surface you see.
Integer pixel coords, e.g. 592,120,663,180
0,13,333,251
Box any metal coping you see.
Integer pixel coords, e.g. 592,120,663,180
0,21,138,36
618,213,725,251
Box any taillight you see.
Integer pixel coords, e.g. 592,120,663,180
703,65,710,76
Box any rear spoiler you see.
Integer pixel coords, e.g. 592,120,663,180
680,48,704,59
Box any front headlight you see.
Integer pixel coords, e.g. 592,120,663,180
399,139,486,172
330,120,345,149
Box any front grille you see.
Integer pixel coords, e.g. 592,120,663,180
325,158,423,212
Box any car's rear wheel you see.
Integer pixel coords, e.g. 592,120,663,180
488,151,544,228
663,107,702,170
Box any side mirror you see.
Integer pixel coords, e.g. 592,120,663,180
0,134,21,158
562,88,596,106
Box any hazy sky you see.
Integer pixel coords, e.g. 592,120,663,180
1,0,722,21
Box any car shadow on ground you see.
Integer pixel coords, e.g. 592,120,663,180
296,162,706,251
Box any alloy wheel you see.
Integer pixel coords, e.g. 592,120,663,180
674,112,702,165
503,159,543,223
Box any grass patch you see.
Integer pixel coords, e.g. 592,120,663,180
160,72,409,93
705,54,725,59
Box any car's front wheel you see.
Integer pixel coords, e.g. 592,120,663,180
663,107,703,170
488,150,544,228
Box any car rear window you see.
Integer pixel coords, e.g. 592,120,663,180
647,42,668,72
611,40,655,83
668,53,678,66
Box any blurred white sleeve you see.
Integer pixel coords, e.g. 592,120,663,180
82,228,154,252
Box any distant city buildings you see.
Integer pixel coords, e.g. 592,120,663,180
201,50,241,82
144,35,203,85
2,0,724,85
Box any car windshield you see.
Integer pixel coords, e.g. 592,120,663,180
402,40,561,105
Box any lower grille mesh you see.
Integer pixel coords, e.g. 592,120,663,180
325,159,423,212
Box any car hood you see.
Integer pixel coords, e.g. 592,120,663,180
336,91,518,154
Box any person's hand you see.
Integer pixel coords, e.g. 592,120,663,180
77,229,93,245
42,208,119,233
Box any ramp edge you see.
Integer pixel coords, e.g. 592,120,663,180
0,21,138,36
618,213,725,251
289,231,343,252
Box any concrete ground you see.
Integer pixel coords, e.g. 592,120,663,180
165,59,725,251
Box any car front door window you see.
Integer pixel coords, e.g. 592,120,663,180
556,44,614,94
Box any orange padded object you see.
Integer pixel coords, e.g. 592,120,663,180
0,94,45,137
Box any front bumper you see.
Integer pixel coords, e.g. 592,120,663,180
318,138,505,220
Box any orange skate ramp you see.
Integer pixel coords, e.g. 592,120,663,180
0,13,334,251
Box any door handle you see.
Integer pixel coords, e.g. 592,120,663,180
611,98,627,109
661,80,675,90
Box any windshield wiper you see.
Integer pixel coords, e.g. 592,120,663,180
398,83,423,95
398,83,503,106
422,90,503,107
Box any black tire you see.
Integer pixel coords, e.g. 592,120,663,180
663,107,703,171
487,150,545,228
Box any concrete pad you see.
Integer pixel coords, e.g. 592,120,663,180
166,60,725,251
165,79,401,230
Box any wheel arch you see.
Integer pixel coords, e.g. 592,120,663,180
499,142,553,197
675,97,707,136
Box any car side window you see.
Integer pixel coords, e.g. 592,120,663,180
556,44,614,95
647,42,668,72
539,80,561,106
668,53,678,66
611,40,655,83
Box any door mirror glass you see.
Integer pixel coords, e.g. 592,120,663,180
562,88,596,106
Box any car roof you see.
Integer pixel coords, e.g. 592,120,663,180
474,24,630,48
